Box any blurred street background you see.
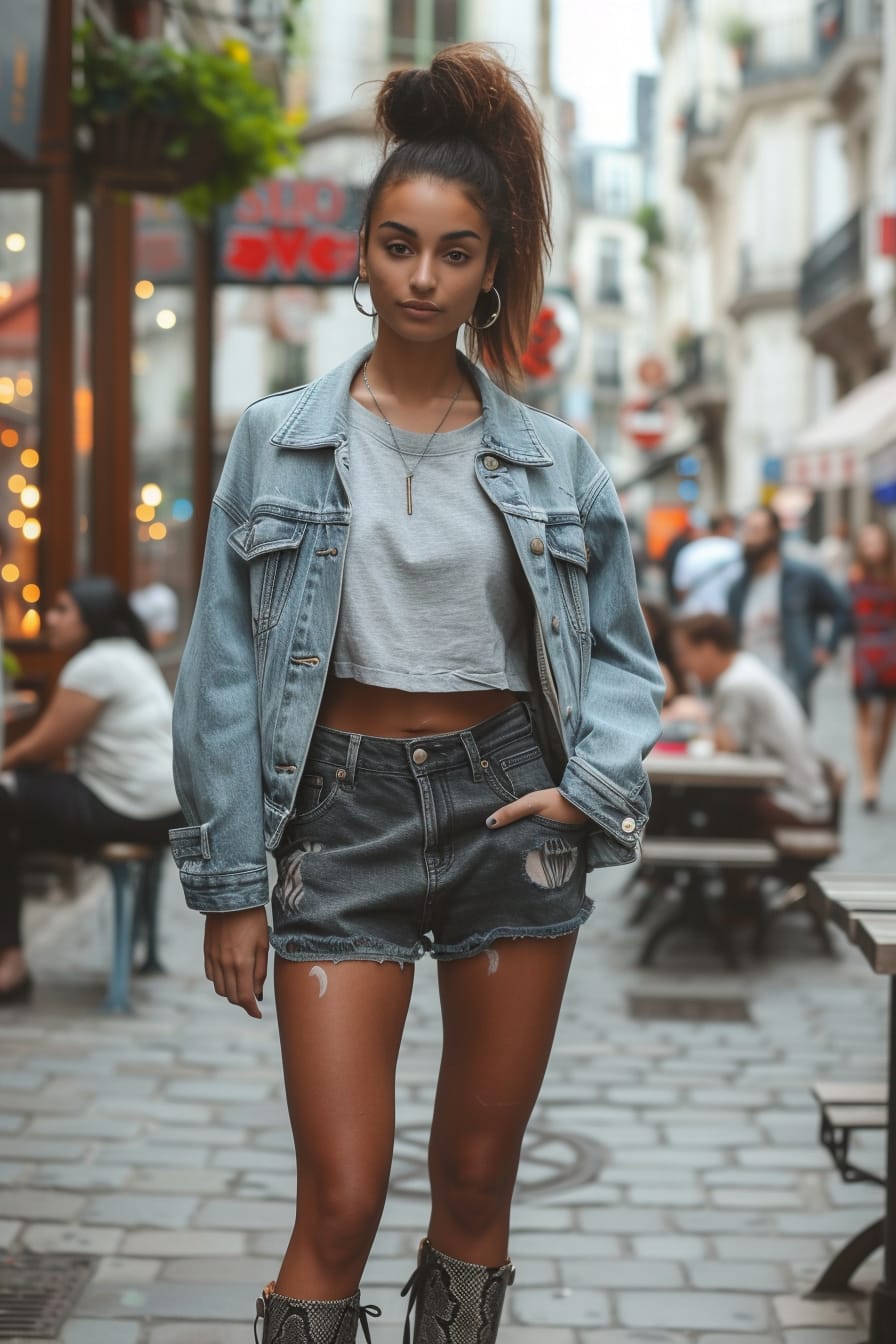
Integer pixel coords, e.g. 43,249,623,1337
2,0,896,1340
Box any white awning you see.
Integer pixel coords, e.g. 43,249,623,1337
785,370,896,488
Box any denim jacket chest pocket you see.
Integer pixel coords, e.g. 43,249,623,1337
545,520,590,637
227,512,308,634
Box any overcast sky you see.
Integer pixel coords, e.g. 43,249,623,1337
551,0,658,144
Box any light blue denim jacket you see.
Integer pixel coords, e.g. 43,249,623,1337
170,345,665,913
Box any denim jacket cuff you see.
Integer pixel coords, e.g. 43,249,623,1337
178,866,271,914
558,755,649,850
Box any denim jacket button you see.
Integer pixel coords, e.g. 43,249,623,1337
621,817,636,834
551,615,560,633
530,537,545,556
483,454,500,471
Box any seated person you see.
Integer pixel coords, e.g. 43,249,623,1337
672,613,832,828
0,578,183,1004
641,599,707,730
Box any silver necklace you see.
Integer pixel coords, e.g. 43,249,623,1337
361,360,464,515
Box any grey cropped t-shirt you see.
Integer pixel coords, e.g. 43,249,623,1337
330,398,532,693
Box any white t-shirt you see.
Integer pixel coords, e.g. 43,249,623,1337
59,638,180,819
673,536,742,614
713,652,830,822
740,569,783,673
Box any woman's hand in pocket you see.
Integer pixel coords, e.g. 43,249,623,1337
204,907,269,1018
485,787,589,829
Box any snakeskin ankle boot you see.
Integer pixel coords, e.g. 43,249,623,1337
254,1282,382,1343
400,1238,515,1344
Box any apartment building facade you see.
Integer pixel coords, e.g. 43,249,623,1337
652,0,895,530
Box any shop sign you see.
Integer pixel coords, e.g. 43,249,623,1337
519,291,580,387
216,179,364,285
0,0,49,159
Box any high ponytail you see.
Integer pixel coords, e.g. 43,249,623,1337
362,44,551,388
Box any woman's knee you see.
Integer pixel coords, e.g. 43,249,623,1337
296,1172,387,1263
429,1140,518,1229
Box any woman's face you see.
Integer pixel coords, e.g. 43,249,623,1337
857,523,891,567
360,176,495,345
44,590,89,653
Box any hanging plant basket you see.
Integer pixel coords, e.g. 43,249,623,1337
85,109,222,193
72,22,301,220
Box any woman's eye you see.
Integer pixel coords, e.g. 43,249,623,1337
387,242,411,256
446,250,469,263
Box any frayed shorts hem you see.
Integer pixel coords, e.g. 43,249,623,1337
268,898,594,966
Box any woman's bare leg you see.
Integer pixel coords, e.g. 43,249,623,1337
874,700,896,776
427,933,577,1264
855,700,879,802
274,957,415,1298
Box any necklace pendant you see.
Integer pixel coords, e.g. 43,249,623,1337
406,475,413,515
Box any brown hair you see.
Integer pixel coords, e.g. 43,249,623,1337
674,613,739,653
363,44,552,387
853,522,896,582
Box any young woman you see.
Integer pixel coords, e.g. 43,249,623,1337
0,578,183,1002
849,521,896,810
171,45,664,1344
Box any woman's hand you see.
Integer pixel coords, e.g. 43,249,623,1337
204,907,269,1018
485,787,589,830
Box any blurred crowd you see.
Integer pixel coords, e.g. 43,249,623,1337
637,506,896,824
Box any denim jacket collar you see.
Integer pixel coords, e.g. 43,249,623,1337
269,343,554,468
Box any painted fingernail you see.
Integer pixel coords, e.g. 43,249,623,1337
486,816,497,828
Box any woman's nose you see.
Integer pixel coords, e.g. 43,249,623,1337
410,256,436,291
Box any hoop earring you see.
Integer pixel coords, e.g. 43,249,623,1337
352,275,377,318
466,286,502,331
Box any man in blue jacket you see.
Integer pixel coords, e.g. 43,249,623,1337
727,506,851,715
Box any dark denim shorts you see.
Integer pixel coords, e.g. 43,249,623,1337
269,702,593,964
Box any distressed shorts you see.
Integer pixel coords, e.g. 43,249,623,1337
269,701,593,964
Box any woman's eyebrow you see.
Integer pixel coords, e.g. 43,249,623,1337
377,220,482,242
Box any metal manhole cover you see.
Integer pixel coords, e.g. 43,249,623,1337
628,993,751,1023
0,1253,94,1338
391,1124,607,1200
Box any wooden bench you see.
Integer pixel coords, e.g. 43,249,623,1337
636,837,779,968
808,1079,886,1294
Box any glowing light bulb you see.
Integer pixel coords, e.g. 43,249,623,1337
148,522,168,540
135,280,155,299
5,233,25,253
15,376,32,397
20,448,38,467
0,378,13,403
20,608,40,636
22,518,41,540
22,583,40,603
1,563,19,582
1,429,19,447
7,509,25,528
135,503,155,522
155,309,177,330
141,483,163,507
7,474,25,493
20,485,40,508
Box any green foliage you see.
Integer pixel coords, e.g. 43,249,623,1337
2,648,22,682
721,15,757,48
634,203,666,272
71,21,301,221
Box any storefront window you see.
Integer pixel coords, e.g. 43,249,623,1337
130,197,195,658
0,190,42,643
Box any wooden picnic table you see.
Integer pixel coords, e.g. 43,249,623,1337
645,749,786,790
809,875,896,1341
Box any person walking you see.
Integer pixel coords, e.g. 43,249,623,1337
671,511,741,615
727,505,851,715
0,578,183,1003
170,44,664,1344
849,521,896,810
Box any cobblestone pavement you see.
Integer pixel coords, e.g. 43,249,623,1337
1,661,892,1343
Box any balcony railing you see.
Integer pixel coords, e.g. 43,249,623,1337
740,15,820,86
678,332,727,389
738,249,799,297
815,0,883,61
799,209,864,316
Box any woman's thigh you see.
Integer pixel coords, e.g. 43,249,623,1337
430,933,577,1174
274,956,415,1201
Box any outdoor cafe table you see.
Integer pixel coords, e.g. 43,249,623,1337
645,748,786,791
809,874,896,1342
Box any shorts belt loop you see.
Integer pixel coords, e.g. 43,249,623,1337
344,733,362,789
460,730,483,782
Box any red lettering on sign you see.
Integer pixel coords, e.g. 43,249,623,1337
269,228,309,273
307,232,358,278
224,232,270,278
521,306,562,379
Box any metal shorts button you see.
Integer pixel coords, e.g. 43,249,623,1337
483,454,500,471
412,748,428,765
530,537,545,556
621,817,636,834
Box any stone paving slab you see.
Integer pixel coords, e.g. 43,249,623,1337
0,664,889,1342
